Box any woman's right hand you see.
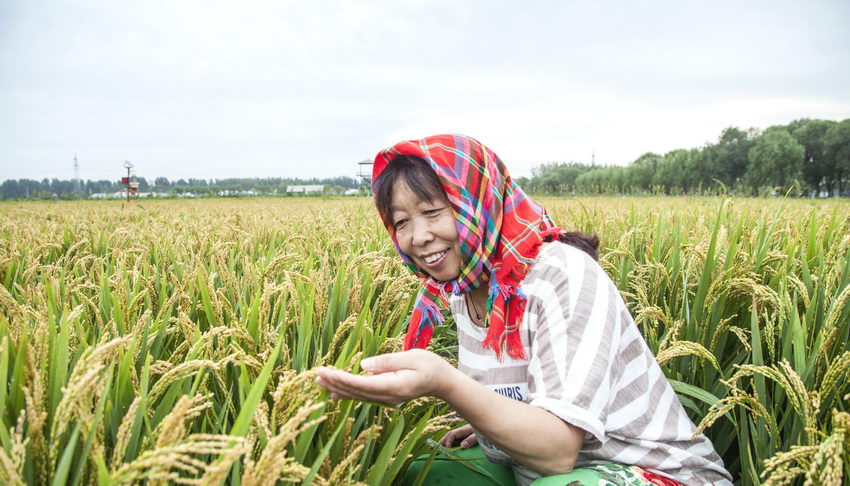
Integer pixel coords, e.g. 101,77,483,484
439,424,477,448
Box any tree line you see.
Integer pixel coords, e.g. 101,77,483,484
0,176,362,200
516,118,850,196
3,118,848,200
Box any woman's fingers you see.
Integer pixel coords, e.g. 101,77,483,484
360,351,415,373
315,367,409,404
324,378,397,403
315,350,449,403
460,433,477,449
438,424,474,447
438,428,459,447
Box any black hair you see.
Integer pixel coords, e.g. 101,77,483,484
373,155,449,228
373,154,600,261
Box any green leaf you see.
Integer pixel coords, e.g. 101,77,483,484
669,379,721,407
365,414,405,485
303,413,346,485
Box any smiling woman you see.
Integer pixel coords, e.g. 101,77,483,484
314,134,733,486
373,156,463,283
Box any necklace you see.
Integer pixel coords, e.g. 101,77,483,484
466,291,483,322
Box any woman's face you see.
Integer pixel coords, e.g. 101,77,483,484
390,178,461,282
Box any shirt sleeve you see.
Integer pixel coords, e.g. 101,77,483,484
525,245,623,443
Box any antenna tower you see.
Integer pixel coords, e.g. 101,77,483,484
74,153,81,193
357,160,373,186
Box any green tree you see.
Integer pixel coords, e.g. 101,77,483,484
575,167,613,194
653,149,691,194
710,126,755,187
530,162,592,193
627,152,661,192
745,128,805,195
823,119,850,195
684,148,715,193
790,119,836,195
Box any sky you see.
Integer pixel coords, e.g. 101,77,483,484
1,0,849,183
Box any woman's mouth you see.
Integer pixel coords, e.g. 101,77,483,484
422,250,448,268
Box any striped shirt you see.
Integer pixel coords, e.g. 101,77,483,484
452,242,733,486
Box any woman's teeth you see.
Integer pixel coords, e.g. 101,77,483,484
424,250,447,264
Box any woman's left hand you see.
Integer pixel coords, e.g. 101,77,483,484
314,349,454,405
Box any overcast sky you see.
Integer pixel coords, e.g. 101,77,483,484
1,0,849,182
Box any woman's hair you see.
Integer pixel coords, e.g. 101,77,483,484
373,155,449,227
373,155,600,260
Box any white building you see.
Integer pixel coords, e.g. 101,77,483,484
90,191,126,199
218,189,257,197
286,185,324,194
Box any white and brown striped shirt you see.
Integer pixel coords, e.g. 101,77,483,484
452,242,733,486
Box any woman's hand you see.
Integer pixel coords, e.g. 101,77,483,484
318,349,583,475
314,349,455,405
439,424,477,449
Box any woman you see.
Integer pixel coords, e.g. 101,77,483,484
315,134,732,486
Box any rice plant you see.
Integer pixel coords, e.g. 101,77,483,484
0,196,847,485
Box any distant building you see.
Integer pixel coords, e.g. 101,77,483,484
286,184,324,194
90,191,126,199
90,191,186,199
218,189,257,197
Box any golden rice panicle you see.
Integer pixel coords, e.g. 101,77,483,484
196,437,253,486
819,283,850,363
327,423,381,484
109,434,249,485
111,396,141,467
241,401,325,486
149,359,174,375
695,387,771,436
802,410,848,486
655,340,721,371
271,369,323,424
422,412,460,436
761,411,849,485
155,394,213,448
707,315,738,353
250,399,272,444
0,410,28,486
762,452,815,486
23,327,50,484
51,336,131,445
633,304,669,330
0,285,31,336
727,325,752,351
147,358,225,402
377,334,404,355
271,369,297,416
321,313,358,364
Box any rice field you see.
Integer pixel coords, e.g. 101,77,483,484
0,196,848,485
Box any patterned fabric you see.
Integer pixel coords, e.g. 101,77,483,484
372,134,563,360
530,463,682,485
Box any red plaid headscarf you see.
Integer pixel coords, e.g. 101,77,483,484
373,134,564,361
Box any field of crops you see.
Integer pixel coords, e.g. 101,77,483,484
0,196,848,485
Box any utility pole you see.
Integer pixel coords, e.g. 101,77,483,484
73,153,81,194
123,160,134,202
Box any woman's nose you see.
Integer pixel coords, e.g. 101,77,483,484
410,217,435,246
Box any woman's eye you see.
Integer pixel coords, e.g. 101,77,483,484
424,209,442,217
394,219,408,228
